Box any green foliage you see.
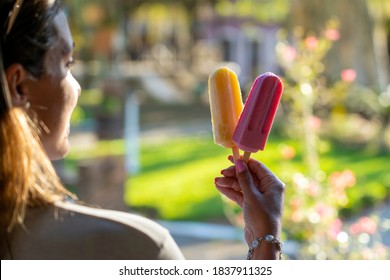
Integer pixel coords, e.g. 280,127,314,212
215,0,290,24
274,20,390,259
70,88,104,126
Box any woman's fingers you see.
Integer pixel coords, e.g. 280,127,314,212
215,177,241,192
247,159,285,194
215,182,244,208
235,159,258,197
220,157,285,209
221,165,236,178
247,159,280,183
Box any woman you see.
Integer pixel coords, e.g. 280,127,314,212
0,0,284,260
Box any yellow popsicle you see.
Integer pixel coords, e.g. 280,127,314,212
208,67,243,162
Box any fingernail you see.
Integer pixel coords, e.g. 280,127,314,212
214,178,220,184
228,155,234,162
236,159,246,172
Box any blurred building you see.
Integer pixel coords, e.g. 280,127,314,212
68,0,288,86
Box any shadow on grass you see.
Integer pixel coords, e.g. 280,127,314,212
139,137,228,174
130,196,225,222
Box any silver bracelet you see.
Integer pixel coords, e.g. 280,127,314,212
246,234,283,260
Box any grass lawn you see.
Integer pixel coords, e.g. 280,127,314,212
123,134,390,221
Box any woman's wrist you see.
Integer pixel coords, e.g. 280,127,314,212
244,223,281,246
246,234,283,260
244,222,283,260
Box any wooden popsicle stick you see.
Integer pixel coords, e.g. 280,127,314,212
232,146,240,163
243,151,251,163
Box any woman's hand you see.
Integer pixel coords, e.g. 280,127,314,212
215,156,285,259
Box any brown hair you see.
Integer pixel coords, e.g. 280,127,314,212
0,0,75,255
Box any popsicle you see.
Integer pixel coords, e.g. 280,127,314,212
232,72,283,162
208,67,244,162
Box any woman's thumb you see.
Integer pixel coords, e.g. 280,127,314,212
235,159,255,195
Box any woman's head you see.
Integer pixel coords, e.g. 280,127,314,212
1,0,81,159
0,0,77,238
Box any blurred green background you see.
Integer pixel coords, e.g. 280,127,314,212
61,0,390,259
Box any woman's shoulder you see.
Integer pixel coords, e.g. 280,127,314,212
54,200,170,242
9,200,184,260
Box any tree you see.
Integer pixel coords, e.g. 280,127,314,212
287,0,388,91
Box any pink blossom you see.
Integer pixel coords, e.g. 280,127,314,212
290,199,305,222
358,217,377,234
315,203,334,218
283,46,297,63
341,69,357,83
328,219,343,240
329,170,356,190
307,181,321,197
308,116,322,130
329,171,342,188
325,28,340,41
290,198,303,210
342,170,356,187
329,170,356,206
349,224,359,235
349,216,377,235
361,244,388,259
305,36,319,50
281,145,296,160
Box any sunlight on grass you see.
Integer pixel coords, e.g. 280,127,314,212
126,155,226,220
124,135,389,221
125,135,229,221
65,135,389,222
125,135,304,221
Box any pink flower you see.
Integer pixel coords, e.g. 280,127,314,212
361,244,388,259
281,145,296,160
341,69,357,83
283,46,297,63
308,116,322,130
315,203,334,218
307,181,321,197
359,217,377,234
290,198,303,210
328,219,343,240
290,198,305,222
342,170,356,187
349,216,377,235
329,170,356,190
325,28,340,41
305,36,319,50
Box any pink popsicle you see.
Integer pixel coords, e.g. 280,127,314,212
232,72,283,162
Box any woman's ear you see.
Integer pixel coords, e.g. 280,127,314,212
5,63,29,107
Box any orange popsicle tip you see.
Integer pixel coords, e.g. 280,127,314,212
208,66,244,149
